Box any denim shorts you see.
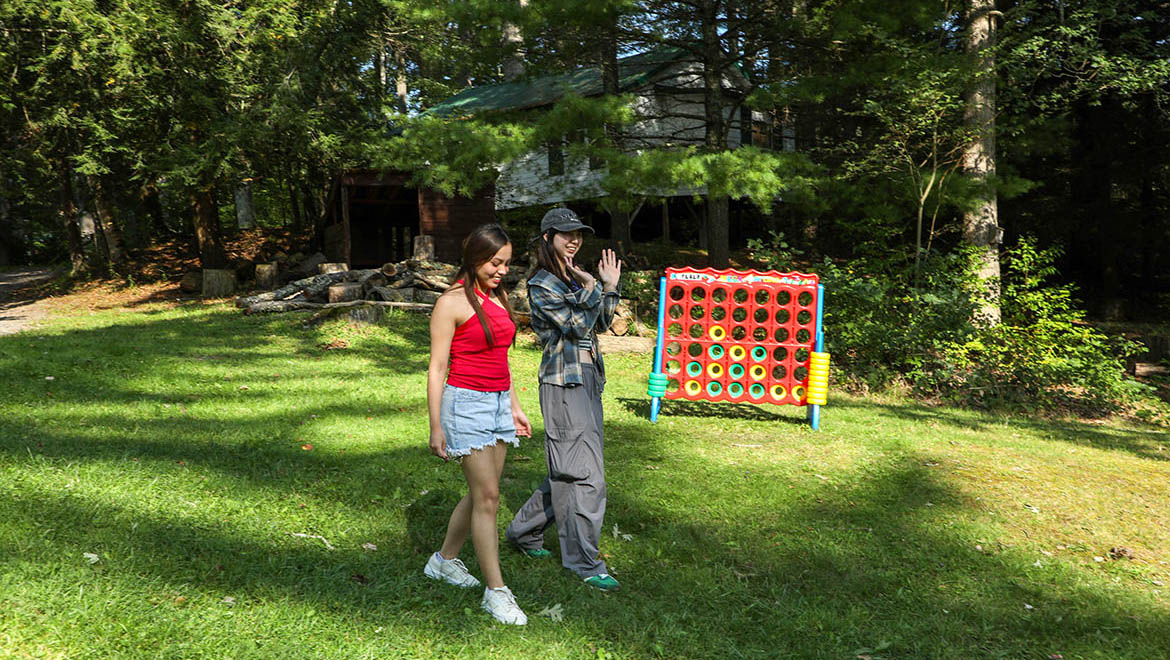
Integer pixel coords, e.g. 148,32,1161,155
440,384,519,458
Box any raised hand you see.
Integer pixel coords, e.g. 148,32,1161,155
597,249,622,291
563,256,596,289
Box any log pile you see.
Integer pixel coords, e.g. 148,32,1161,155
235,258,459,318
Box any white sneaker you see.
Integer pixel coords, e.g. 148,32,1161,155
481,586,527,625
423,552,480,588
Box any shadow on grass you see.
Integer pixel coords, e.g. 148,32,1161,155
1,308,1168,658
616,396,806,424
830,396,1170,462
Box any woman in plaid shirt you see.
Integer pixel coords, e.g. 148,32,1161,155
505,208,623,592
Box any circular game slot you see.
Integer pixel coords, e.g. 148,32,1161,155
754,308,769,324
707,362,724,379
729,363,746,379
797,310,812,325
706,381,723,396
668,304,683,319
749,383,766,399
750,364,767,381
795,348,810,362
667,378,680,392
796,329,811,343
667,322,683,337
794,366,808,381
733,288,749,304
752,327,768,342
666,360,681,374
732,307,748,322
687,343,703,358
707,343,725,359
772,365,788,380
798,291,813,306
773,346,788,361
689,324,704,339
709,326,726,341
775,308,790,324
776,290,792,305
791,385,806,402
691,288,707,302
666,341,681,355
711,306,727,321
751,346,768,362
728,382,744,398
774,328,790,342
770,384,787,401
729,345,747,361
669,286,684,300
687,361,703,377
712,287,728,303
731,326,747,341
755,289,770,305
690,305,706,321
685,380,702,396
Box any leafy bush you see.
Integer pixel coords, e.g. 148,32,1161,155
928,237,1150,414
749,231,1154,416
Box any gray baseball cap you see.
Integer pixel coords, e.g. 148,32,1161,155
539,207,594,235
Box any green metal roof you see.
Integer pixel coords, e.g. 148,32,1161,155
424,48,688,117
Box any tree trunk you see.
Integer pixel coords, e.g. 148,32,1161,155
394,46,410,114
501,0,528,81
600,13,631,252
201,268,236,297
192,188,228,269
961,0,1001,324
701,0,730,268
88,175,127,268
235,181,256,229
59,169,86,276
144,183,169,236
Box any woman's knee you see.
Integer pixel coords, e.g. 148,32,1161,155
472,486,500,511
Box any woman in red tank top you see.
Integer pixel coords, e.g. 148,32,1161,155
423,223,531,626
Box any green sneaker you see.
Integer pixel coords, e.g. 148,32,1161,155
519,547,553,559
583,573,620,591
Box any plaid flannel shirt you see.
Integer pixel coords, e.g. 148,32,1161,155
528,269,620,388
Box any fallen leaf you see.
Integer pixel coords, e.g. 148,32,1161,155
301,444,314,451
537,603,564,622
83,552,100,564
222,596,236,606
361,543,378,551
44,376,55,381
1024,603,1034,610
238,385,249,390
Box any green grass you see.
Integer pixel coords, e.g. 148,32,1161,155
1,295,1169,659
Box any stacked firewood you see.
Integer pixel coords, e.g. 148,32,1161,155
234,258,459,319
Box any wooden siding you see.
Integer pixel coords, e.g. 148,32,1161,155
418,184,497,263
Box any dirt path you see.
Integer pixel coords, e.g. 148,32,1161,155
0,267,59,335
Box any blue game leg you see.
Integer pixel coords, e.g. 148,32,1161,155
808,283,826,430
649,276,668,423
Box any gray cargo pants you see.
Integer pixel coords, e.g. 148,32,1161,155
506,363,609,578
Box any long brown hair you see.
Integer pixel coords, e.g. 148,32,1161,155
452,223,515,345
534,230,582,290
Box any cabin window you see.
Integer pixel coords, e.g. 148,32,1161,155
548,140,564,176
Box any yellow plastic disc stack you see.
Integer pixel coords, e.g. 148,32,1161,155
806,351,830,405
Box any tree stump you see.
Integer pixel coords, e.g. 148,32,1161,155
328,282,362,303
180,271,203,293
318,262,348,275
413,235,435,260
347,304,385,324
202,269,236,298
255,263,278,290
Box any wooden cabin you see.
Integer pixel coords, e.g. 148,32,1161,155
322,169,495,267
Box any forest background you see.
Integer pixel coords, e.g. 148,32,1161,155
2,0,1168,420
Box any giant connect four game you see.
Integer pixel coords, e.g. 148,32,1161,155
646,267,830,429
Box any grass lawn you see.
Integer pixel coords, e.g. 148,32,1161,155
1,284,1169,659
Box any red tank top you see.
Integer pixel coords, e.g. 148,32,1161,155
446,286,516,392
